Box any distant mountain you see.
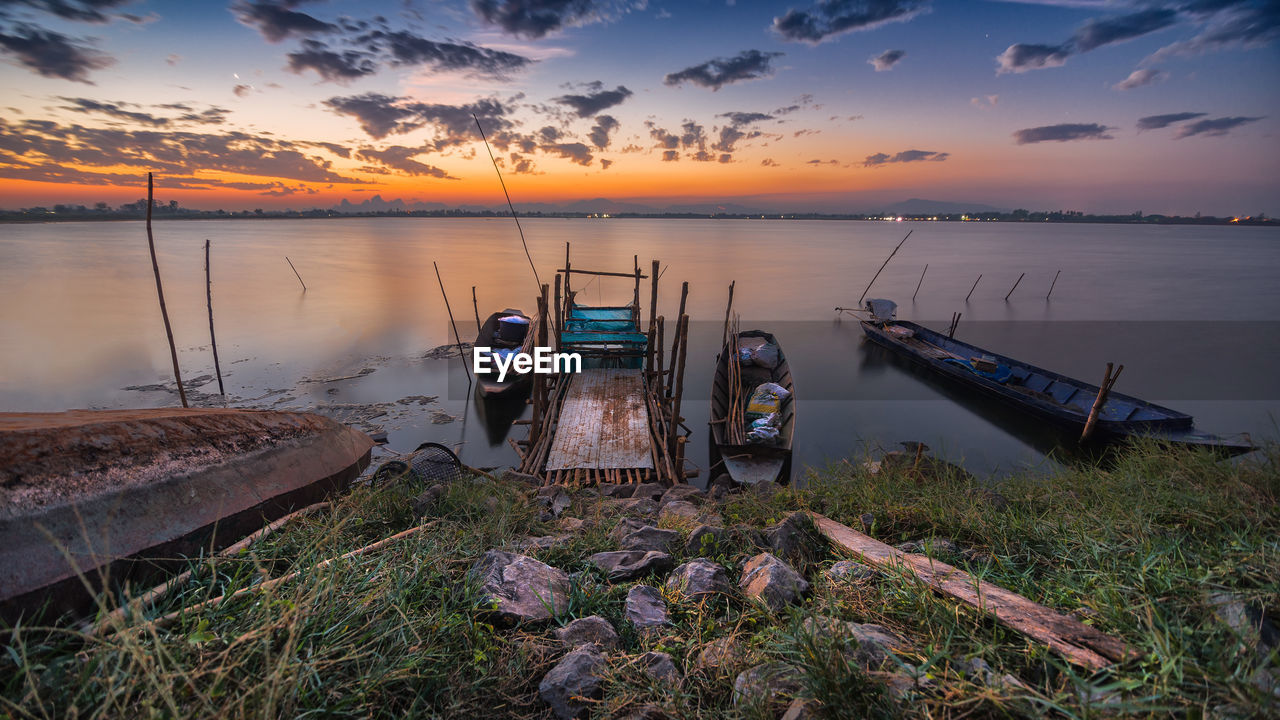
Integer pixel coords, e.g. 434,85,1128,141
334,195,450,213
870,198,1007,215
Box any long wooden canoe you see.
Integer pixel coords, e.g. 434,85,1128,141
710,330,795,485
473,309,536,399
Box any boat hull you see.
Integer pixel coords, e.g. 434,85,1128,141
710,330,795,485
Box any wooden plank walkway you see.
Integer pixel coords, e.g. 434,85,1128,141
546,368,654,471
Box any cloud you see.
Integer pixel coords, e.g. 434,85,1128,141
773,0,929,44
232,0,335,43
1135,111,1206,130
233,83,253,97
0,116,363,186
647,121,679,150
600,158,612,169
553,85,632,117
661,149,678,161
539,141,593,165
863,148,948,166
355,146,455,178
357,29,532,78
1071,8,1178,52
58,97,168,126
470,0,601,39
807,158,839,165
970,94,999,108
1013,122,1113,144
663,49,782,91
1149,1,1280,61
869,48,905,71
6,0,133,23
1175,115,1264,138
996,42,1072,73
761,158,779,167
1113,67,1167,90
0,24,114,82
324,92,516,146
718,111,774,126
588,114,619,149
286,40,377,82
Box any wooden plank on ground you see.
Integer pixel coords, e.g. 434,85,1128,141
547,369,653,471
807,512,1136,671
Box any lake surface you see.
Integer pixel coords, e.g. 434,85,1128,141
2,218,1277,479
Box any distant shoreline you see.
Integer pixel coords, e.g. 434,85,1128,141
2,210,1275,227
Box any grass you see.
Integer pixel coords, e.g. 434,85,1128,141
2,442,1277,718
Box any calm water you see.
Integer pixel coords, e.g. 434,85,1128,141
2,218,1278,478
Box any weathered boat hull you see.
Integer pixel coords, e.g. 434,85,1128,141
861,320,1252,454
0,408,373,622
474,309,536,400
710,331,795,485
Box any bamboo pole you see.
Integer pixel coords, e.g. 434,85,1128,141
553,273,562,346
285,256,306,290
563,242,571,326
1081,363,1123,441
913,264,928,301
633,254,640,313
204,239,225,397
948,312,962,338
1046,270,1061,300
471,286,481,334
433,261,471,384
965,274,982,302
655,316,665,385
858,229,913,305
722,280,735,348
649,260,659,338
1005,272,1025,301
145,173,187,408
666,281,688,399
669,313,689,454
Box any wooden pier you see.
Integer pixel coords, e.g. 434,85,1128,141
514,248,692,486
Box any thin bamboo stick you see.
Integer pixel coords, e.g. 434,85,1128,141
1046,270,1061,300
666,281,688,399
145,173,187,408
966,274,982,302
1005,272,1025,301
913,264,928,301
285,256,306,290
433,261,471,383
858,229,913,305
204,239,225,397
472,286,481,334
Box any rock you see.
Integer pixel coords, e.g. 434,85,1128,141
765,512,822,560
631,483,665,502
603,497,660,518
660,485,703,506
501,469,541,485
620,525,682,553
801,616,905,668
638,651,681,682
739,552,810,611
685,524,729,556
588,550,674,581
780,698,821,720
470,550,571,625
1206,591,1280,659
826,559,876,583
732,662,802,709
610,517,649,543
411,485,447,517
626,585,669,630
896,538,960,556
535,488,572,517
859,513,875,531
558,516,586,532
521,534,573,552
658,500,700,525
665,559,730,599
693,635,741,672
538,645,605,719
962,657,1027,691
556,616,619,650
597,482,632,498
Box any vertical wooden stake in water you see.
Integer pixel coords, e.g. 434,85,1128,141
948,312,962,338
471,286,481,333
531,291,546,445
633,254,641,314
204,239,225,397
722,280,736,348
966,274,982,302
433,261,471,384
649,260,659,336
1046,270,1061,300
563,242,571,326
913,264,928,301
667,281,689,399
145,173,188,408
670,313,690,457
857,229,913,305
1005,272,1025,301
285,256,306,290
655,316,665,386
553,274,562,344
1081,362,1124,441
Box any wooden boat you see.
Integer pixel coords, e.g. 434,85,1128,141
860,306,1253,454
710,330,795,485
473,309,536,399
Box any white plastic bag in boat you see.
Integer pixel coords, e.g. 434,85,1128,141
746,382,791,419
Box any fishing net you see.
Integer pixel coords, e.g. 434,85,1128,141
370,442,463,486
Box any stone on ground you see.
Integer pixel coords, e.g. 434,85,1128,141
626,585,670,630
665,559,730,599
732,662,803,709
801,616,905,668
825,559,876,582
539,644,606,720
588,550,674,581
470,550,571,624
619,525,682,553
556,615,619,650
766,512,822,560
685,524,729,556
739,552,810,611
638,651,681,682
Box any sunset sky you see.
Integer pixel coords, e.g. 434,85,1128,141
2,0,1277,214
